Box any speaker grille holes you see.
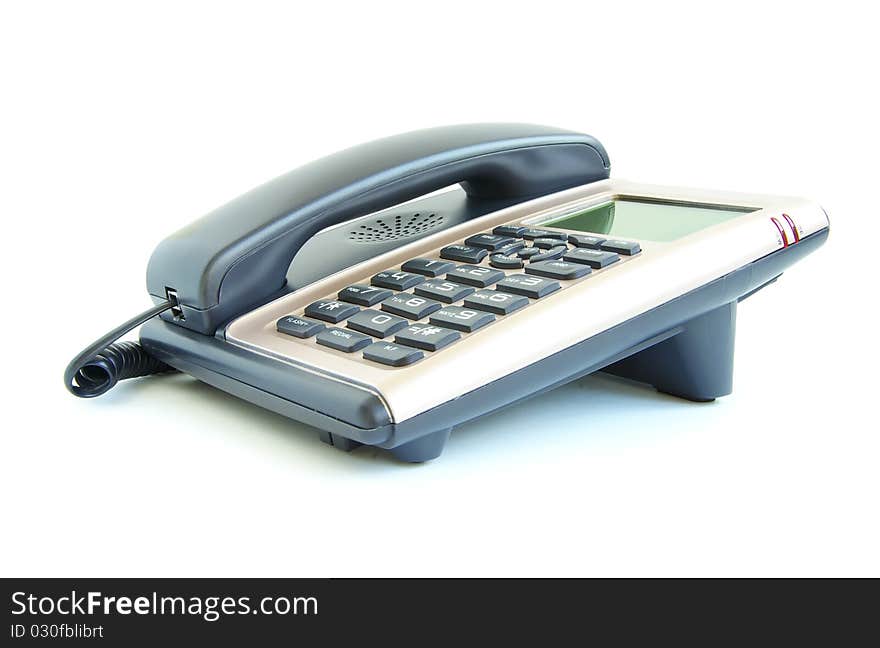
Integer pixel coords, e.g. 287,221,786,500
348,212,445,243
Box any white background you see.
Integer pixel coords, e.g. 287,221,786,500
1,1,877,577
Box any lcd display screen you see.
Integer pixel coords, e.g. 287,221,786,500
541,198,758,242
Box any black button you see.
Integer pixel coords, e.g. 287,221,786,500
304,300,360,323
463,289,529,315
464,233,517,250
495,274,561,299
430,306,495,332
346,309,408,338
523,229,568,241
363,341,424,367
532,237,567,249
446,265,505,287
525,260,591,280
563,248,620,268
276,315,325,338
413,280,475,303
496,241,526,255
529,245,567,262
394,323,460,351
337,284,393,306
316,327,373,352
568,234,606,248
371,270,424,291
517,247,542,259
440,245,488,264
401,258,457,277
489,253,524,269
380,293,443,319
599,239,641,255
492,225,527,237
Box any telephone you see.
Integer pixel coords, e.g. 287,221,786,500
65,124,829,462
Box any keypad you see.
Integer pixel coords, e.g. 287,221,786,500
525,260,591,280
316,327,372,352
380,293,443,319
305,300,360,323
277,220,640,368
395,324,460,351
495,274,561,299
440,245,488,264
338,284,393,306
401,258,456,277
429,306,495,332
371,270,424,291
346,309,408,338
463,289,528,315
277,315,325,338
414,280,475,303
446,265,505,288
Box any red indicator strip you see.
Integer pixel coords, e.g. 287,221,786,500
781,213,800,242
770,217,789,247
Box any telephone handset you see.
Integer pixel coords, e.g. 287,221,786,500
65,123,829,462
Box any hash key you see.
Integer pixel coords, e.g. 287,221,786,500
394,324,460,352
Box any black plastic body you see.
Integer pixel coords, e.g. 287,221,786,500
146,124,609,333
140,228,828,462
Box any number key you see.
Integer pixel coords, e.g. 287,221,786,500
346,309,408,338
462,289,529,315
371,270,424,291
401,258,456,277
414,280,475,303
337,284,392,306
495,274,560,299
446,265,505,288
429,306,495,332
380,293,442,319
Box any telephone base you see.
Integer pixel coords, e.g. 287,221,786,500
140,228,827,464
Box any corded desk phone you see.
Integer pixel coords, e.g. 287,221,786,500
65,124,829,462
